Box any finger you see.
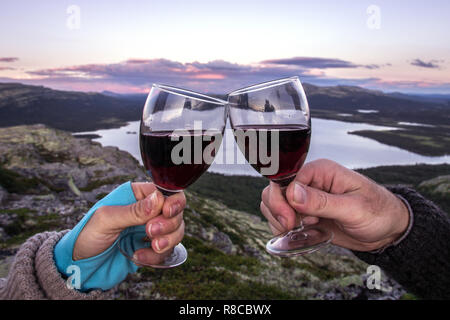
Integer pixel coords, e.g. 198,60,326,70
303,216,320,225
131,182,158,200
133,247,171,266
286,181,357,223
94,190,165,233
295,159,360,194
260,201,286,232
152,220,185,254
162,191,186,219
146,211,184,238
261,182,297,230
269,222,284,236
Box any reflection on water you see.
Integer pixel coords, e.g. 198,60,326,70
75,118,449,177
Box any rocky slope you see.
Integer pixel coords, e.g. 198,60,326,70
0,125,412,299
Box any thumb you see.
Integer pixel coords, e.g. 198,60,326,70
94,190,165,234
286,181,355,223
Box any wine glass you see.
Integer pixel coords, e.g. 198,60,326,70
118,84,227,268
228,76,333,257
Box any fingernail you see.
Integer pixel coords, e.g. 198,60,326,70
155,238,169,252
169,203,180,217
148,222,162,237
293,183,307,204
276,215,287,229
146,191,158,213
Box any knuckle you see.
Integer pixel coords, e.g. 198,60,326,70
179,192,187,204
130,202,145,223
173,221,185,244
270,201,284,215
171,213,183,231
260,201,266,213
315,191,328,212
261,186,270,203
180,220,185,235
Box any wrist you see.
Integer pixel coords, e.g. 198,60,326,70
370,193,413,253
390,194,411,241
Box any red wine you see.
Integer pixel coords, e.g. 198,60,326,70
233,124,311,182
140,130,219,192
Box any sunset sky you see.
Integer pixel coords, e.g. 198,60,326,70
1,0,449,94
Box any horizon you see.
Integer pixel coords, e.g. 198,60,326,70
3,79,450,97
1,0,449,94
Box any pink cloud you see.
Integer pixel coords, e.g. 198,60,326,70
2,56,447,94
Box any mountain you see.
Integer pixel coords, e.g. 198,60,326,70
101,90,148,102
1,82,449,133
302,83,449,126
0,83,144,132
387,92,450,105
2,124,434,300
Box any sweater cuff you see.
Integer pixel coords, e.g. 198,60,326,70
351,186,450,299
54,181,139,291
36,231,110,299
0,231,109,299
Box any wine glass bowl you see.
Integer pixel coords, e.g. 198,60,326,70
141,84,227,194
118,84,227,268
228,76,333,256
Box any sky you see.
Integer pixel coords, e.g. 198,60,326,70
0,0,449,94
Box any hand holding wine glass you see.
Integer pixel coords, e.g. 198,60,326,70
74,182,186,264
228,76,333,256
118,84,227,268
260,159,410,252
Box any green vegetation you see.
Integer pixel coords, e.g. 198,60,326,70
358,164,450,186
0,208,61,248
400,293,419,300
137,236,298,300
79,175,136,192
190,172,267,218
349,128,450,156
0,165,40,194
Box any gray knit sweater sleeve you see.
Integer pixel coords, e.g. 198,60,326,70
352,186,450,300
0,230,109,300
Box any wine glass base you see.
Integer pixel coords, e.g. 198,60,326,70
117,229,187,268
266,225,333,257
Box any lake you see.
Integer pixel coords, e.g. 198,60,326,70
75,118,449,177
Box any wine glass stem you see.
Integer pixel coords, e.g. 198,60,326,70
154,187,181,255
278,182,308,240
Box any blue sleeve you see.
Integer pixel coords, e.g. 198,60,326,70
54,181,141,291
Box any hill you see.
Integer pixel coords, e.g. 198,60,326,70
302,83,449,126
4,125,448,299
0,83,144,132
0,81,448,156
1,82,448,131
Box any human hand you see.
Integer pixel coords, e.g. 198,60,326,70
260,159,410,252
73,182,185,264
